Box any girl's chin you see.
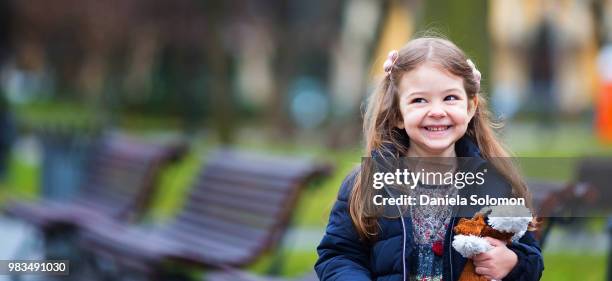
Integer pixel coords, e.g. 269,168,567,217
423,145,454,155
419,133,456,145
413,140,456,156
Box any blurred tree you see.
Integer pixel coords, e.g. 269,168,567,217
203,0,235,143
6,0,367,144
416,0,490,94
10,0,218,135
326,0,386,147
0,93,14,181
528,17,557,128
0,0,15,180
0,0,10,64
262,0,342,137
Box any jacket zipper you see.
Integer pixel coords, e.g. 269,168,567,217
448,213,456,281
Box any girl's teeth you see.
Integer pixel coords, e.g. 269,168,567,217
426,126,449,131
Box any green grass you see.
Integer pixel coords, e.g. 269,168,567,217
247,249,319,278
1,153,39,201
516,158,577,182
541,252,606,281
13,101,186,133
14,101,101,131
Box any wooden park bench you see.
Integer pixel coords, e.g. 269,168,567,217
78,149,332,279
4,132,186,234
527,179,574,246
574,157,612,211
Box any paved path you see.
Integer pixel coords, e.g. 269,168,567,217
0,216,44,281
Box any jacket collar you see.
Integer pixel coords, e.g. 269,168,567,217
454,135,482,158
454,136,487,172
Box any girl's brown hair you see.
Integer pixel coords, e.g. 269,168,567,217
349,36,533,240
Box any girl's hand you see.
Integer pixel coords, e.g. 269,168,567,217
472,237,518,280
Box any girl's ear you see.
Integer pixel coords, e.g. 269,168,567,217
468,95,479,119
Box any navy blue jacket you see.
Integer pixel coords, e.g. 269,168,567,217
315,137,544,281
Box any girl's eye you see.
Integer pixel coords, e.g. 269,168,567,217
444,95,460,101
411,98,427,104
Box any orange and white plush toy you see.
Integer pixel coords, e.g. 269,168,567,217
452,206,532,281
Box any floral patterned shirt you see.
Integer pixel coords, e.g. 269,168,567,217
409,184,456,281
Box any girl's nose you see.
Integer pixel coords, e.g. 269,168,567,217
427,105,447,118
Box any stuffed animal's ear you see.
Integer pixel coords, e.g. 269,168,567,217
453,215,487,236
488,215,532,236
485,205,533,238
452,235,493,258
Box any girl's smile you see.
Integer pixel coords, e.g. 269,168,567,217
422,125,452,133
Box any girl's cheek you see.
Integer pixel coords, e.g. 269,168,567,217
403,110,426,123
447,105,471,117
447,100,468,109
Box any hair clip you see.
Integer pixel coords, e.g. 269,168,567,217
467,59,481,87
384,50,399,74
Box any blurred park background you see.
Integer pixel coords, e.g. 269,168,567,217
0,0,612,280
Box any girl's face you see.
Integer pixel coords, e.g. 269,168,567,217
397,62,477,157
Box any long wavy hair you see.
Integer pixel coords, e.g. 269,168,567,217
349,37,532,240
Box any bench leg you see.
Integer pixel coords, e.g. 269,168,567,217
537,217,556,249
85,251,126,281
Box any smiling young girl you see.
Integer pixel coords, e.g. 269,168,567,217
315,37,543,281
